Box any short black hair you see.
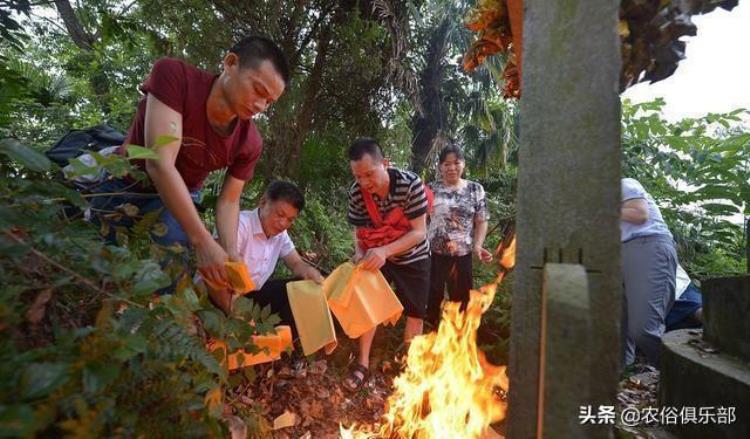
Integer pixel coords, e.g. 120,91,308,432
438,144,465,164
264,181,304,211
348,137,384,161
229,35,290,85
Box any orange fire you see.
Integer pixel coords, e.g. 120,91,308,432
343,234,516,438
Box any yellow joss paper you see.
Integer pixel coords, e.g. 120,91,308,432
286,280,338,356
201,260,255,295
208,325,292,370
225,260,255,294
324,262,403,339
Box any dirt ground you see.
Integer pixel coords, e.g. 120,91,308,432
228,325,408,438
227,327,670,438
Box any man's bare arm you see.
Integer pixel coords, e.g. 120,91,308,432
621,198,649,224
216,175,245,261
143,94,228,282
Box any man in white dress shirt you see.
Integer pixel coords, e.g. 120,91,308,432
208,181,323,340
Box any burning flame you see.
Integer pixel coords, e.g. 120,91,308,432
343,234,517,438
497,235,516,274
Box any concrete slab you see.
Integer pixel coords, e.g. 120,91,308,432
538,264,592,437
659,329,750,439
703,275,750,362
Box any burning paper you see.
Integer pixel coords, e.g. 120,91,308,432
343,232,516,438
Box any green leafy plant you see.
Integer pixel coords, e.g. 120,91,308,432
0,137,272,436
622,98,748,276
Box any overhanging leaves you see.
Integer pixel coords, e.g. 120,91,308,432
0,138,52,172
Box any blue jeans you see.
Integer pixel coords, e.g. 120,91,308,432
666,282,703,331
88,177,202,292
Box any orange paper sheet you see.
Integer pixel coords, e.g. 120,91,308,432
324,262,403,339
201,260,255,295
208,325,292,370
286,280,338,356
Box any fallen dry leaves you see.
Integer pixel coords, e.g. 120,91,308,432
223,335,401,438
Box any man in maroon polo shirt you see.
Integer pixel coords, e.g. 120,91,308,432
90,36,289,288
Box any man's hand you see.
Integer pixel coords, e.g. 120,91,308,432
474,245,493,263
195,237,229,284
282,250,325,285
207,286,234,315
352,246,365,264
360,247,388,271
304,267,325,284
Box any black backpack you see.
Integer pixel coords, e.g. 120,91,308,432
46,124,126,167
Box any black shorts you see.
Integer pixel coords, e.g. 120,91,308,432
381,257,431,319
250,278,298,339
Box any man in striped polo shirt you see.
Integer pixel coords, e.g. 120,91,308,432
343,137,430,391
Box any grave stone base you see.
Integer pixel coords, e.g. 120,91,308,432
659,329,750,439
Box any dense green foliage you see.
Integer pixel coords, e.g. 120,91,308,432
0,138,289,436
622,99,748,277
0,0,746,436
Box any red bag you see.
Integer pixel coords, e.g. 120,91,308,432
356,189,410,251
356,184,434,251
424,184,434,214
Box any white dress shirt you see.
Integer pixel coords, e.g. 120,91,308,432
675,264,691,301
237,209,295,289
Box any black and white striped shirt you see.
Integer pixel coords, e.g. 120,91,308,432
348,168,429,265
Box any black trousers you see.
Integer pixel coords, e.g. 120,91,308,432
426,253,473,325
249,278,299,340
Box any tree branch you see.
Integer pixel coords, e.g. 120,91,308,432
291,5,334,69
53,0,94,50
29,10,68,35
3,230,144,308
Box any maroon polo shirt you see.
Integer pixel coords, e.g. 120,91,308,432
119,58,262,191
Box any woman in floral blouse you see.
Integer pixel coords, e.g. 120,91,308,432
426,145,492,327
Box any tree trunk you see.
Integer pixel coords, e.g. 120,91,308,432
54,0,94,51
54,0,113,115
287,27,331,176
265,1,355,179
410,18,450,173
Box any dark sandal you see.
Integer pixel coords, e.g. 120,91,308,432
343,363,369,391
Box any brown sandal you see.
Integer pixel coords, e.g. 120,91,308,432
343,363,369,391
